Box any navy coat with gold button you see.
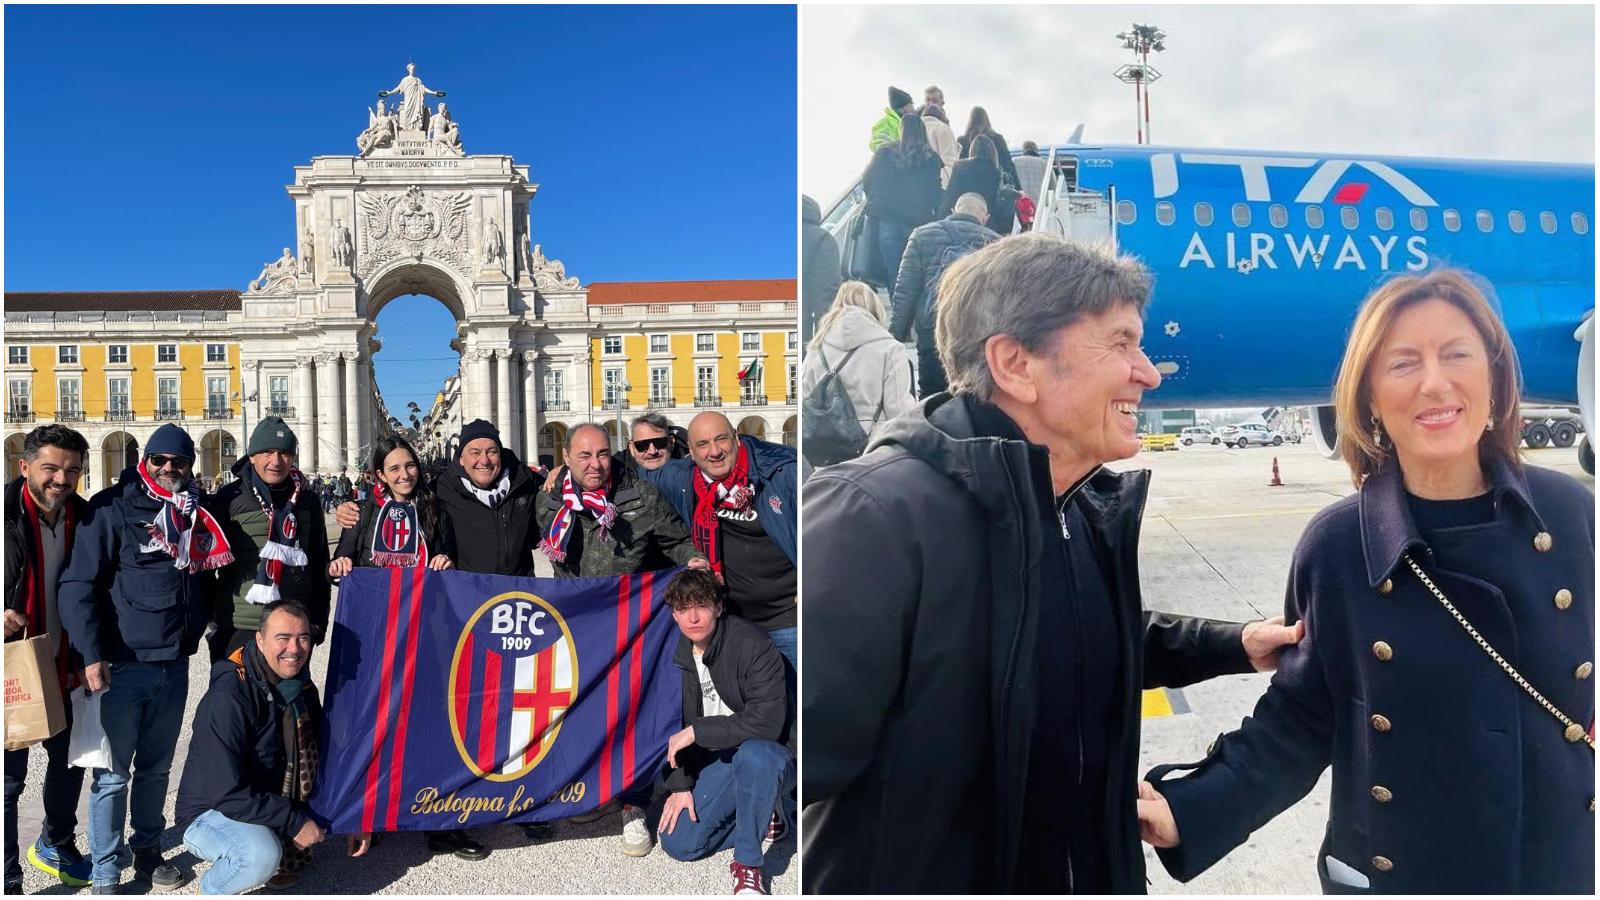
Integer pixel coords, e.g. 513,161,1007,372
1147,455,1594,894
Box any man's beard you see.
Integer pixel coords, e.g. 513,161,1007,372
155,473,189,493
28,483,64,512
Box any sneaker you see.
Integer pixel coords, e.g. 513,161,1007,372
520,822,555,843
132,847,185,891
264,870,301,890
567,798,622,825
765,811,788,844
425,829,489,861
730,861,766,895
620,805,652,857
28,838,92,886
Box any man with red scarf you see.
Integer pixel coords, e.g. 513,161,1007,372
4,424,92,893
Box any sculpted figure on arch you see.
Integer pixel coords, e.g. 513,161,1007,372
377,62,445,132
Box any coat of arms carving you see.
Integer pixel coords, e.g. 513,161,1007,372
356,185,472,277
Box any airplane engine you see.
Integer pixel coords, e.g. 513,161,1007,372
1310,405,1340,460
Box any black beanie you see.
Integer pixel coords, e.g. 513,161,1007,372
889,86,913,110
457,419,502,459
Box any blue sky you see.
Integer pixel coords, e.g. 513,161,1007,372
5,4,797,416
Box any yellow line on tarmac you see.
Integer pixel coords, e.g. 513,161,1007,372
1141,688,1174,718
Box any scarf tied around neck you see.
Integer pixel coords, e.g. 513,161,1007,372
541,467,617,564
368,481,430,568
241,466,307,605
690,442,754,576
136,460,233,573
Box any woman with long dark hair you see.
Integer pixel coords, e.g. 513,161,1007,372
957,105,1020,192
862,112,944,287
328,436,454,575
941,134,1007,233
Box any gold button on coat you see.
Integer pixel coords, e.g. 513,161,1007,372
1576,662,1593,680
1372,856,1394,872
1370,714,1392,733
1534,531,1554,552
1370,785,1392,803
1378,578,1393,595
1554,589,1574,610
1565,723,1585,742
1371,641,1393,662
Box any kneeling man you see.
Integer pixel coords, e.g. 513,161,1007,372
658,569,793,896
174,600,326,894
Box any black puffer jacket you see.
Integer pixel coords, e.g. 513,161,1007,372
863,146,944,227
802,195,843,348
801,394,1252,894
888,213,1000,343
434,448,540,577
333,491,456,569
663,613,791,793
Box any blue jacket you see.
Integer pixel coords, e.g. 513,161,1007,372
57,467,211,666
1148,455,1594,894
640,435,797,566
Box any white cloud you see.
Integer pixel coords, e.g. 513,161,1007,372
802,4,1594,204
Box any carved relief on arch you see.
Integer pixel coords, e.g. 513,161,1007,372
356,185,473,279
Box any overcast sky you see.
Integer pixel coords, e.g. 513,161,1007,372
802,4,1595,204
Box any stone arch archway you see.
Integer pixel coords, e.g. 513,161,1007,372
102,432,139,485
736,416,767,440
197,429,238,485
782,415,797,447
540,422,567,468
4,433,25,479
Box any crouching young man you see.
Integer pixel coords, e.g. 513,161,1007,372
657,569,794,895
173,601,328,894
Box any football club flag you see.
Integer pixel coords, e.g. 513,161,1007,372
311,566,684,833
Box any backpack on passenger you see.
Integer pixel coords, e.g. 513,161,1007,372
802,340,890,468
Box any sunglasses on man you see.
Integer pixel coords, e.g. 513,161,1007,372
632,437,672,453
147,455,190,469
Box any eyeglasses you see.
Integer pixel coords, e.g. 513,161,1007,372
632,437,672,453
146,455,188,469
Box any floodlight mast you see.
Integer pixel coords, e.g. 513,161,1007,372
1113,23,1166,144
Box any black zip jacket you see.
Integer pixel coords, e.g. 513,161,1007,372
801,394,1252,894
663,613,792,793
434,449,540,577
333,492,456,569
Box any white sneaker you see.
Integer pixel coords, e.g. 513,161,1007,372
620,805,652,857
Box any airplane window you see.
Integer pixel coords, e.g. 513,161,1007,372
1443,208,1461,232
1540,211,1558,234
1572,212,1590,235
1194,202,1213,227
1475,209,1493,233
1340,206,1359,229
1410,208,1428,231
1155,201,1175,226
1508,210,1526,234
1375,207,1394,231
1268,204,1288,228
1117,200,1137,225
1231,203,1250,227
1305,206,1324,228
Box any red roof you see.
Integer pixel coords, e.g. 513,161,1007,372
4,290,241,312
585,279,794,306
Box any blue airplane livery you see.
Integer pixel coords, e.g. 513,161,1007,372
823,142,1595,470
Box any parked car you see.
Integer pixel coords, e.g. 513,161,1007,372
1218,423,1285,448
1180,427,1220,446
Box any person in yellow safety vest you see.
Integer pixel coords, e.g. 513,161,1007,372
868,86,914,152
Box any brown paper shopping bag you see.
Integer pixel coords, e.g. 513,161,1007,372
4,635,67,750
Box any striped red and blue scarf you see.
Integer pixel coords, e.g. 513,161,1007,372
541,468,617,564
368,482,429,568
136,460,233,573
241,466,307,605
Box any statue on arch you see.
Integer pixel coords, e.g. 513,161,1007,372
378,62,445,133
357,99,397,155
481,217,505,270
299,226,315,275
428,102,462,152
247,248,298,294
331,219,354,268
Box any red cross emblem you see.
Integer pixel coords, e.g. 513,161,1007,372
382,514,412,551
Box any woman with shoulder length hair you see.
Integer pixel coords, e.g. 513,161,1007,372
800,281,916,470
941,134,1005,233
863,113,945,289
1138,269,1595,894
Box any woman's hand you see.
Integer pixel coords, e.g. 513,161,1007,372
346,832,372,857
328,557,354,578
428,555,454,571
1136,780,1180,848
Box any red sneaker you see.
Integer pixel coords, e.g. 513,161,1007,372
729,861,766,895
765,811,788,843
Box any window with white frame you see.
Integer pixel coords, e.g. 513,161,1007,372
58,345,78,365
741,372,763,402
9,380,30,414
1508,210,1526,234
1540,211,1558,234
544,369,565,404
207,377,228,413
57,378,80,414
788,363,798,400
108,345,128,364
206,343,227,363
650,367,671,404
1572,212,1590,235
787,331,798,351
695,333,716,353
696,365,717,400
8,346,27,365
740,332,761,352
157,344,178,363
269,376,289,412
602,336,623,355
648,334,669,354
157,377,180,414
603,368,624,406
108,378,130,412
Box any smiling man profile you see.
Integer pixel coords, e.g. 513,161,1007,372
800,234,1305,894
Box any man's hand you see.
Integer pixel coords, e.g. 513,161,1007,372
666,724,696,768
3,609,27,638
1242,615,1305,672
328,557,354,579
84,661,109,693
346,832,371,857
292,818,325,850
685,557,710,572
428,555,454,571
1136,781,1180,848
659,790,697,836
334,501,360,530
542,467,562,493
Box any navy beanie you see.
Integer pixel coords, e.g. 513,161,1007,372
457,419,502,459
889,86,913,110
146,423,196,461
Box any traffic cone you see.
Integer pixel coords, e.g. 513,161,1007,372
1269,457,1283,487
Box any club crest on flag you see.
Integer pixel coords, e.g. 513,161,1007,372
448,591,580,782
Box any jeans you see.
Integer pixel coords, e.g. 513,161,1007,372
88,659,189,887
876,220,915,292
4,702,83,884
183,811,281,896
659,740,794,868
765,627,796,674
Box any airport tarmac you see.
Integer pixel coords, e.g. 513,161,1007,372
1106,440,1592,894
9,516,796,897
